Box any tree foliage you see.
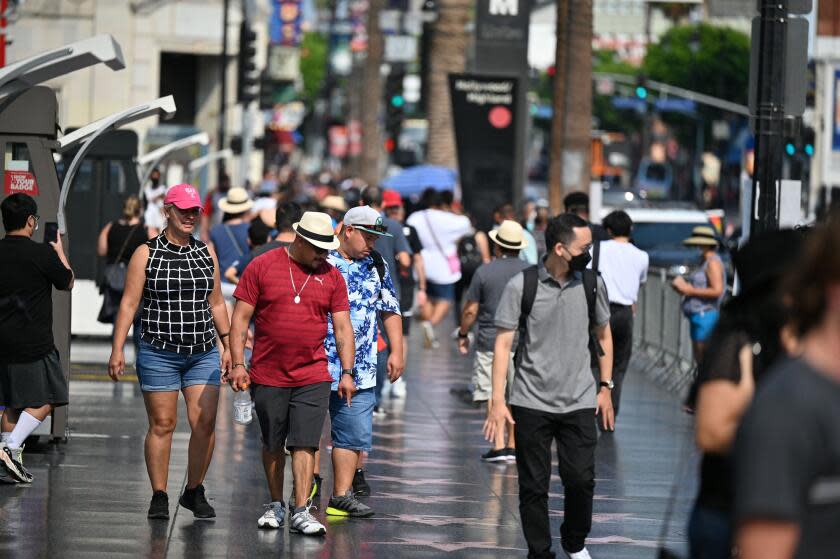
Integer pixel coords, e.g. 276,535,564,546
300,32,328,106
592,49,640,133
643,23,750,105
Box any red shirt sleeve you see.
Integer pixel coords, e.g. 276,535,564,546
233,254,262,307
202,193,213,217
330,268,350,313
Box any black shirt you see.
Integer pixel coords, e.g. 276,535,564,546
693,328,752,512
398,224,423,311
735,357,840,558
106,221,148,265
0,235,73,363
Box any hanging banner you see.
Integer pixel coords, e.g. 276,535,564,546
270,0,303,46
448,73,518,232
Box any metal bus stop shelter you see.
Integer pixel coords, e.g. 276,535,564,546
0,34,176,440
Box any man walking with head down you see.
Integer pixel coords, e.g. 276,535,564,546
229,211,356,536
323,206,404,518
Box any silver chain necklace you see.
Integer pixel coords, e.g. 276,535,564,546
288,250,313,304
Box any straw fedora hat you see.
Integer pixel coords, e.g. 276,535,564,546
683,225,719,247
320,195,347,213
218,187,254,214
292,211,340,250
489,220,528,250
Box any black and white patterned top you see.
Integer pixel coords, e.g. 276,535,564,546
140,233,217,355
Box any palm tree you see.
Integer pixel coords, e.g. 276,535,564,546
360,0,386,185
425,0,470,169
548,0,593,213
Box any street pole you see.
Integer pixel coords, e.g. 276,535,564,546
239,0,255,189
218,0,230,176
750,0,787,234
0,0,7,68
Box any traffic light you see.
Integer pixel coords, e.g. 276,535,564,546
635,75,648,100
384,69,406,145
237,22,259,104
803,126,815,157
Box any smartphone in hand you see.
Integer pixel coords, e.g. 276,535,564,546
44,222,59,244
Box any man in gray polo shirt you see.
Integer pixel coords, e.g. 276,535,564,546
484,213,615,559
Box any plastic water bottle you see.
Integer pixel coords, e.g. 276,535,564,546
233,387,252,425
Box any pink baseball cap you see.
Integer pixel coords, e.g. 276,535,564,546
164,184,202,210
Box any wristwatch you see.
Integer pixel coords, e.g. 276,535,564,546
341,369,354,377
457,330,469,339
599,380,615,390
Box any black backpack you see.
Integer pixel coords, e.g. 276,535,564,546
513,241,604,370
457,234,484,281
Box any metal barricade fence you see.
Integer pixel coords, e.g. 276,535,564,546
632,267,696,399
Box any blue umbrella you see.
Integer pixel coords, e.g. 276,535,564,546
381,165,457,196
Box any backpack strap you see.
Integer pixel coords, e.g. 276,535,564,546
583,268,605,361
514,266,539,369
591,238,600,274
370,250,386,301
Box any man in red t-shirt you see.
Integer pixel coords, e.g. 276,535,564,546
229,211,355,536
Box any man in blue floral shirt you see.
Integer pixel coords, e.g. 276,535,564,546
322,206,404,518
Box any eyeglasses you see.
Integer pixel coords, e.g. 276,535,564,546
31,214,40,223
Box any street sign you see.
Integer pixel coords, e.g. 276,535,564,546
379,10,402,33
654,98,697,113
267,45,300,81
611,96,646,112
403,12,424,36
758,0,811,15
384,35,418,63
784,18,809,117
748,15,809,117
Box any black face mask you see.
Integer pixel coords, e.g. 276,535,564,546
567,251,591,272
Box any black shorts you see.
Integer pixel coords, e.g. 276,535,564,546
252,382,331,452
401,314,412,336
0,350,68,409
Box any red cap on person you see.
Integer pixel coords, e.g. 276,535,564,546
382,189,403,209
164,184,202,210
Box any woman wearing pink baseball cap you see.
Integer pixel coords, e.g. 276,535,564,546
108,183,232,520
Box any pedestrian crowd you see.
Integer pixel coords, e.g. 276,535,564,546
1,167,839,559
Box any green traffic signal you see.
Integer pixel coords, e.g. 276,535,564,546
635,86,648,100
785,143,796,156
390,94,405,108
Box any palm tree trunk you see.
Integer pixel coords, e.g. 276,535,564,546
360,0,385,185
548,0,593,213
425,0,470,170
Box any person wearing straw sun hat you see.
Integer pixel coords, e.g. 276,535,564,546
457,220,530,463
208,187,255,303
229,210,355,536
671,225,726,363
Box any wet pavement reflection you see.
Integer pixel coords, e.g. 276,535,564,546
0,329,696,558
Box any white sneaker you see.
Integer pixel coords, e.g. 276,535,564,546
289,505,326,536
257,502,286,529
390,377,407,398
421,321,439,349
566,548,592,559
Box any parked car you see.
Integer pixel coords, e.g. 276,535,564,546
634,158,673,200
598,204,724,273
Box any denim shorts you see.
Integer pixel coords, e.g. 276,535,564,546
329,387,375,452
135,339,221,392
426,281,456,302
688,310,720,343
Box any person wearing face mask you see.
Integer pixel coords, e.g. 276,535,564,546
0,193,74,484
484,213,614,559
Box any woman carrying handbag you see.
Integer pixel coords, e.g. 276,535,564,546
97,195,157,357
